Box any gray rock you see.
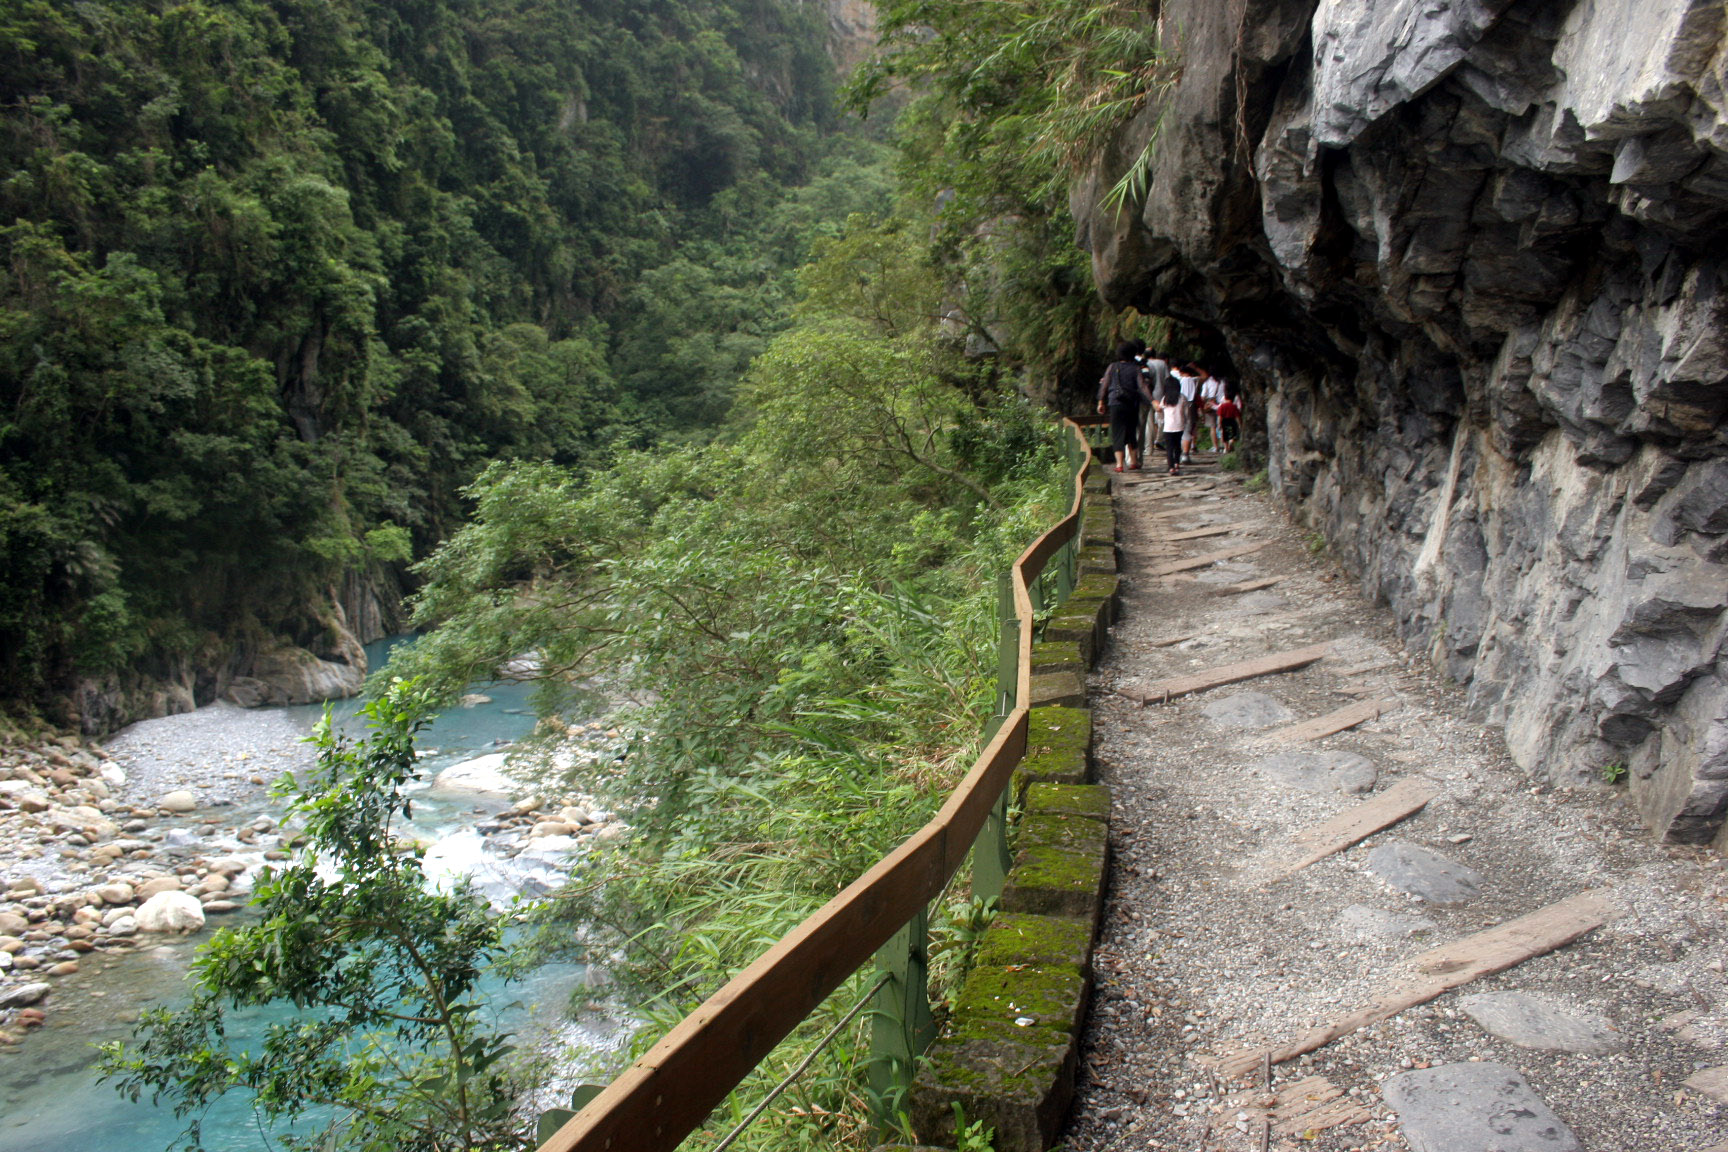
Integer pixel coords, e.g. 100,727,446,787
0,982,51,1009
1458,991,1621,1053
1254,750,1379,794
1068,0,1728,844
1364,842,1485,904
1384,1062,1581,1152
1200,691,1296,729
1335,903,1437,943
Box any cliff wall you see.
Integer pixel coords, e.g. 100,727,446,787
1072,0,1728,843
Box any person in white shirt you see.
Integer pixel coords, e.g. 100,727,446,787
1139,349,1170,456
1198,368,1226,453
1174,364,1200,462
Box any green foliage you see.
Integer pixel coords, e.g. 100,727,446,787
846,0,1178,386
0,0,875,712
1218,451,1241,472
1602,762,1628,785
99,680,527,1151
386,225,1075,1145
951,1103,996,1152
1244,469,1270,493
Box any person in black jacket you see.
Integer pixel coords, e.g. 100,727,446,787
1095,342,1148,473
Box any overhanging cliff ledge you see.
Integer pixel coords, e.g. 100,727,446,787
1072,0,1728,843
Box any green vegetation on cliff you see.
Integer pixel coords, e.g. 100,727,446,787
0,0,880,719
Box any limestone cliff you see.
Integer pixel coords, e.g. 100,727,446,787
1072,0,1728,843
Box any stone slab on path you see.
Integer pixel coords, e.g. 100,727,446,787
1201,691,1296,729
1254,750,1378,794
1208,891,1617,1081
1335,904,1436,944
1383,1062,1581,1152
1458,991,1620,1054
1365,841,1484,904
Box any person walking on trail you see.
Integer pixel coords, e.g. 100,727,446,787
1174,363,1201,463
1140,347,1171,459
1198,366,1225,452
1155,376,1187,475
1217,380,1243,455
1097,342,1148,473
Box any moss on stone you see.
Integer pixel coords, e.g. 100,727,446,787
1017,707,1090,791
1028,671,1085,709
1027,707,1090,757
1071,572,1119,608
1002,840,1107,921
974,913,1093,972
910,1033,1077,1152
1023,782,1110,823
1015,811,1107,857
1030,639,1085,675
945,961,1089,1047
1079,543,1117,575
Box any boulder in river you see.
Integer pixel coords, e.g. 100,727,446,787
158,790,197,813
135,891,205,933
434,752,515,795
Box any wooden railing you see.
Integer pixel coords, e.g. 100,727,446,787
538,418,1098,1152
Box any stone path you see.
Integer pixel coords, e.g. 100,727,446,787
1062,454,1728,1152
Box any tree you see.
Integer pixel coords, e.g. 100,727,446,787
100,679,528,1152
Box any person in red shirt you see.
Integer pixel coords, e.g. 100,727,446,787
1216,380,1243,454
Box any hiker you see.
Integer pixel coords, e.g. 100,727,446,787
1155,375,1187,475
1140,346,1172,458
1096,341,1146,472
1198,366,1226,452
1218,380,1243,454
1174,363,1201,463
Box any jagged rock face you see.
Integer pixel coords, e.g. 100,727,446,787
1072,0,1728,843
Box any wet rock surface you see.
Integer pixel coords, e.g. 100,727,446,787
1072,0,1728,846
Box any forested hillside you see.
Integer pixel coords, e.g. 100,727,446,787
0,0,878,728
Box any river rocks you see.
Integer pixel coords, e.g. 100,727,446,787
135,891,205,933
158,790,197,813
0,982,50,1009
1365,841,1485,904
134,876,182,899
93,882,135,905
0,913,25,936
1071,0,1728,844
1383,1062,1581,1152
1458,991,1621,1053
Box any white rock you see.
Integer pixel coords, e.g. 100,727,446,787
106,915,137,937
0,951,11,971
159,790,197,813
559,806,593,826
135,891,205,933
530,821,573,838
0,982,50,1008
100,763,128,787
433,753,515,795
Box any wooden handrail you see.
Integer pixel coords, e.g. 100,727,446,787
539,418,1092,1152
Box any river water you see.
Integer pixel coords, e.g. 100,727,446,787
0,648,623,1151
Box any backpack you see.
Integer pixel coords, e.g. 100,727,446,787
1105,361,1141,406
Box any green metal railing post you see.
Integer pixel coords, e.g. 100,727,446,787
974,572,1016,902
868,904,935,1131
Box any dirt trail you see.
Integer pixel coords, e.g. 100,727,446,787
1063,455,1728,1152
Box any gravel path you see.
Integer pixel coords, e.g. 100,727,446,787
1062,456,1728,1152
